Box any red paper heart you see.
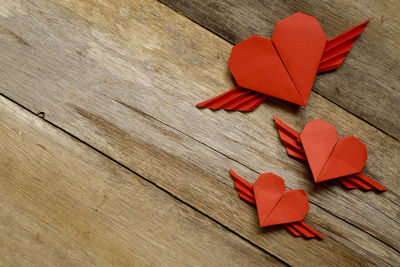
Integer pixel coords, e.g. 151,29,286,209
300,120,367,182
197,13,370,111
253,173,309,227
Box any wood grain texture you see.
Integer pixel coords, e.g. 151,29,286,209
0,96,281,266
0,0,399,265
159,0,400,139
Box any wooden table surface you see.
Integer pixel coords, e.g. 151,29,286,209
0,0,399,266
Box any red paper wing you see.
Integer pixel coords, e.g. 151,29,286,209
284,224,302,236
318,19,370,73
262,189,309,227
196,86,268,111
230,169,256,205
253,173,286,226
339,173,387,192
228,35,304,105
273,116,306,160
285,221,324,239
318,136,367,181
272,12,327,105
300,120,338,182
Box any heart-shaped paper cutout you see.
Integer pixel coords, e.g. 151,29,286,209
253,173,309,227
300,120,367,182
198,13,370,111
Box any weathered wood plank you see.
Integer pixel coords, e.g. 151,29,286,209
159,0,400,139
0,0,399,265
0,96,281,266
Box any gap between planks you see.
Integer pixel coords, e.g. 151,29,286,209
0,92,290,266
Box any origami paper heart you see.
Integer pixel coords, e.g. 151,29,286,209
300,120,367,182
197,13,370,111
253,173,309,227
274,116,387,192
231,170,323,239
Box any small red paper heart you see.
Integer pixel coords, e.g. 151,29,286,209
253,173,309,227
300,120,367,182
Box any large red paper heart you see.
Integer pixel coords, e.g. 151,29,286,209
252,173,309,227
300,120,367,182
197,14,370,112
228,12,326,106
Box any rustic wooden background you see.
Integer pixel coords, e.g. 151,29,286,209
0,0,399,266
